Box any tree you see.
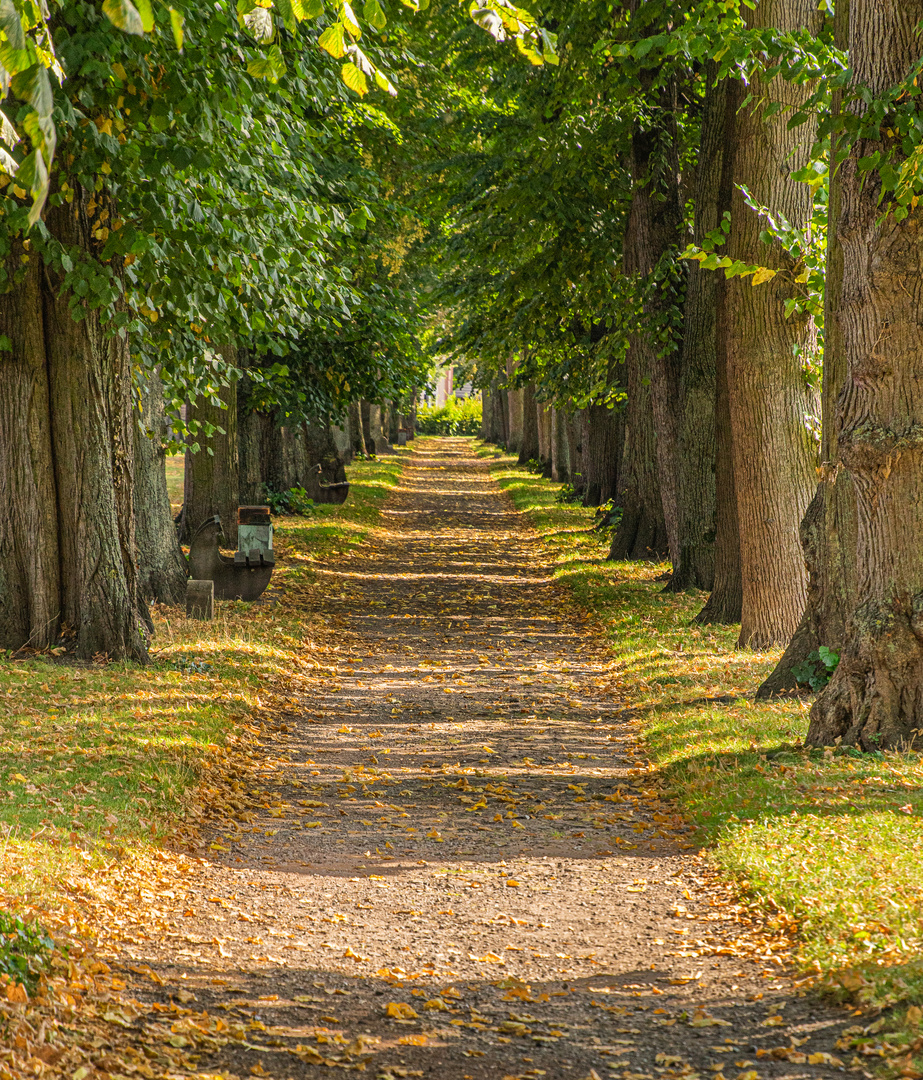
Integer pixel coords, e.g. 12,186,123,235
722,0,823,648
807,0,923,749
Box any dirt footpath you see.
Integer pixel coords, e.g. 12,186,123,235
121,439,856,1080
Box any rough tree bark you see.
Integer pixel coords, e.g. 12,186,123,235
724,0,822,647
624,77,685,574
0,190,148,661
695,289,743,624
550,408,570,483
807,0,923,749
506,356,524,454
672,67,731,593
182,347,239,549
134,366,187,606
582,404,623,507
348,401,368,457
518,383,540,464
536,402,553,476
759,3,857,694
566,410,586,497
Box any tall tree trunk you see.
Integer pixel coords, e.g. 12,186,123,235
695,292,743,623
536,402,553,477
518,383,540,464
725,0,822,647
0,250,62,652
182,348,239,549
360,400,373,452
807,0,923,749
625,79,685,574
0,193,148,661
567,410,586,497
582,404,623,507
609,368,668,560
506,356,524,453
759,1,857,694
134,366,187,606
672,67,731,593
551,408,570,483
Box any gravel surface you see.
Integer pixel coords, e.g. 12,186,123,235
122,440,857,1080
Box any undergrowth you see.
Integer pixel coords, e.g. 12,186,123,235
483,441,923,1021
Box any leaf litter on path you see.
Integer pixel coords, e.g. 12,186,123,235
42,440,864,1079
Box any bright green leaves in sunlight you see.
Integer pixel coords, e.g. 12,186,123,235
364,0,386,30
0,0,58,224
102,0,145,35
467,1,558,65
238,0,276,43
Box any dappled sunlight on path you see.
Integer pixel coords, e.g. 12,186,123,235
120,439,853,1080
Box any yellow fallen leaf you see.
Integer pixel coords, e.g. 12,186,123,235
385,1002,419,1019
304,822,322,828
10,773,26,783
469,952,505,964
505,879,520,887
423,998,449,1011
398,1034,429,1045
761,1015,785,1027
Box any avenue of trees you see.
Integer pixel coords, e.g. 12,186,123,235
1,0,923,752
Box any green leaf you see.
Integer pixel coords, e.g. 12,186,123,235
340,0,361,37
363,0,387,29
374,68,396,95
135,0,155,33
243,6,274,42
319,21,346,57
302,0,324,15
10,63,52,118
341,60,368,94
169,7,184,49
102,0,145,35
0,0,25,52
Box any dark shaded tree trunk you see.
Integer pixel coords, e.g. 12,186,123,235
672,67,731,593
182,347,239,549
348,401,367,457
724,0,822,647
506,356,524,454
583,404,623,507
567,410,586,497
807,0,923,749
536,402,553,476
0,192,148,661
695,292,743,624
134,366,187,606
624,78,685,574
518,383,540,464
550,408,569,483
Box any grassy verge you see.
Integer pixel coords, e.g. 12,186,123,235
482,444,923,1028
0,452,405,944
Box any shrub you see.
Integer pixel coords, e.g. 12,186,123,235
0,914,54,992
416,395,482,436
263,485,316,516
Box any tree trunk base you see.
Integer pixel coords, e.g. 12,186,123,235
609,506,669,561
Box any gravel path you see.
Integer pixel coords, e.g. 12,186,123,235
123,439,856,1080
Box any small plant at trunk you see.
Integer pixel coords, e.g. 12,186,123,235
0,914,54,993
263,485,316,517
791,646,840,692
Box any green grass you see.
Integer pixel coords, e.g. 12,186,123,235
0,451,406,933
165,452,184,511
482,442,923,1019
